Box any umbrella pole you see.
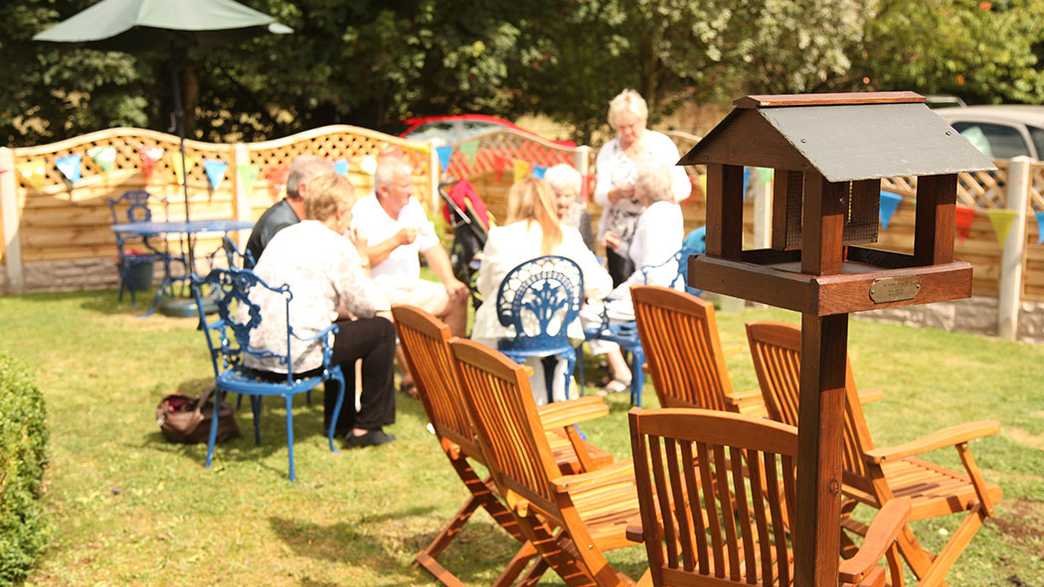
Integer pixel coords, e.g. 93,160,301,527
170,51,195,280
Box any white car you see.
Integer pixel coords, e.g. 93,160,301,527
937,105,1044,160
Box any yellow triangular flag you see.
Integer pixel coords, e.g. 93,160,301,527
986,208,1019,246
17,160,46,190
512,159,530,184
167,153,197,185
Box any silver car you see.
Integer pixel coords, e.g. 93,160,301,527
937,105,1044,160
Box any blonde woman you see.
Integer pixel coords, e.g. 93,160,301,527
472,178,612,404
595,89,690,286
245,174,398,449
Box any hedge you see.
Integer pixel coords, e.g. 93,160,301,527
0,355,49,585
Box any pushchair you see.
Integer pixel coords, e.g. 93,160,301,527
438,179,490,309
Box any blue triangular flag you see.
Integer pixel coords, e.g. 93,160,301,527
1036,211,1044,244
436,145,453,172
203,159,228,190
879,191,903,230
56,154,82,183
334,159,349,176
532,164,547,179
741,167,751,200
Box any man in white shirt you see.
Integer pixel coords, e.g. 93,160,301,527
351,154,468,338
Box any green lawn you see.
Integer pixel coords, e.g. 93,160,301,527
1,290,1042,586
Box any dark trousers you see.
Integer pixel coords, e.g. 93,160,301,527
606,248,636,289
323,316,397,434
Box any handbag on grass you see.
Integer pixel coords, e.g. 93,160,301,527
156,388,239,444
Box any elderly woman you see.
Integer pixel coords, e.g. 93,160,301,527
245,174,397,449
472,178,612,405
544,163,594,250
595,89,690,287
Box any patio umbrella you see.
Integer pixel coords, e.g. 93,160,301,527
34,0,292,267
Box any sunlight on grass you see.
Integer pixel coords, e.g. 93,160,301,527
0,290,1041,585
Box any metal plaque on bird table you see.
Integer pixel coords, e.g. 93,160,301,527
869,277,921,304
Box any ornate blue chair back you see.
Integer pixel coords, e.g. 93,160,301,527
210,235,255,270
192,267,300,384
107,190,154,255
495,255,583,352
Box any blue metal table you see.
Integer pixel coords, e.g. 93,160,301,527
112,219,254,315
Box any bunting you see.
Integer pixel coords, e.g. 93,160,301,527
17,161,46,190
879,191,903,230
512,159,530,184
203,159,228,190
334,159,349,176
955,205,976,242
140,147,164,180
532,164,547,179
237,163,259,193
359,155,377,175
1036,211,1044,244
264,164,290,199
492,155,507,181
56,154,82,183
458,140,479,165
87,146,117,173
755,166,773,185
986,209,1019,247
167,153,197,186
436,145,454,173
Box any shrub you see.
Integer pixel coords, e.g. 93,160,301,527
0,354,49,584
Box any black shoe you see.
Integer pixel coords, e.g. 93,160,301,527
345,429,396,449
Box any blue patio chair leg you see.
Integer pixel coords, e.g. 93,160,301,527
236,393,243,410
575,342,586,394
630,348,645,407
306,389,312,405
250,395,262,445
284,395,296,482
205,389,222,469
541,356,556,405
326,371,346,453
117,266,127,303
563,348,576,401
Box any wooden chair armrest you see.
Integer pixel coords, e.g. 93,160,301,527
857,388,884,404
551,461,634,494
725,391,768,417
537,396,610,429
865,420,1000,464
625,514,645,543
838,497,911,584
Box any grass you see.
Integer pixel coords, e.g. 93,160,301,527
1,289,1042,586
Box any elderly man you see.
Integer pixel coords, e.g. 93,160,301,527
245,155,335,263
351,154,468,337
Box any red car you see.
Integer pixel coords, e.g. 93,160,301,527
398,114,576,146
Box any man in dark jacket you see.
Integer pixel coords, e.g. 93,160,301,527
245,156,334,263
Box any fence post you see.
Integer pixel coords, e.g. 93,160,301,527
428,140,440,214
575,145,592,203
232,144,252,251
752,167,773,249
998,156,1031,340
0,147,24,293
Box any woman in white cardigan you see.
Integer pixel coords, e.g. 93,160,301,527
472,179,612,405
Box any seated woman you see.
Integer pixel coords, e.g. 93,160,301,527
244,174,398,449
472,178,612,405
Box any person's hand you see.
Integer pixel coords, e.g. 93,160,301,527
396,227,418,246
604,231,622,252
346,228,372,269
444,278,469,302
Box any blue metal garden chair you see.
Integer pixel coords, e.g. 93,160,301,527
107,190,174,303
190,267,346,481
580,230,706,406
495,255,584,404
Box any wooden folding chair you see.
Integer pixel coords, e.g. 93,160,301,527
745,322,1003,586
631,285,765,414
393,304,615,586
628,407,911,586
450,337,649,586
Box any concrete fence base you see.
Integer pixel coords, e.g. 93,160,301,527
858,296,1044,344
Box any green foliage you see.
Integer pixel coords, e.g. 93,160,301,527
0,354,49,585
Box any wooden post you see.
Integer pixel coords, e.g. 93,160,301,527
914,173,958,265
752,167,773,249
998,156,1031,340
232,144,252,251
428,140,441,214
574,145,591,204
795,170,846,585
705,163,744,259
0,147,24,293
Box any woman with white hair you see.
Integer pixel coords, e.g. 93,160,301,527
544,163,594,250
595,89,690,287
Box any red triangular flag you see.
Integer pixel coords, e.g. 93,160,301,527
955,205,976,242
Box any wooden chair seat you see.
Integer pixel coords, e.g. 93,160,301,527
874,458,1003,520
548,429,615,472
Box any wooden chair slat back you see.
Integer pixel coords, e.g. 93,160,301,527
629,408,798,586
450,339,562,514
632,286,734,411
392,305,482,458
745,322,876,487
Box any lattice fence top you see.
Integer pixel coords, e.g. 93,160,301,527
444,128,582,180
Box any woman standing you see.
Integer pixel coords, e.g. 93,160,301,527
594,89,690,287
